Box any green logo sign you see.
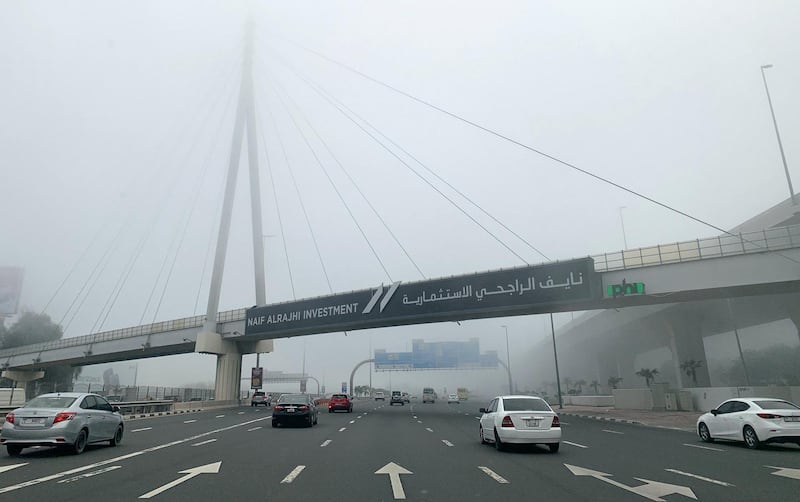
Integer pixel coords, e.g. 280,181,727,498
607,281,645,298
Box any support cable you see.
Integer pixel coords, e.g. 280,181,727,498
269,52,529,265
272,55,548,262
269,71,427,278
284,43,799,264
268,81,394,282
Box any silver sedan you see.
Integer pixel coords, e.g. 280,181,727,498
1,392,124,456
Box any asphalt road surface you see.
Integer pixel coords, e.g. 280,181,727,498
1,399,798,501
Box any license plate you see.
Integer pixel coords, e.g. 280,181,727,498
22,418,45,425
525,419,541,427
286,409,295,413
784,417,800,422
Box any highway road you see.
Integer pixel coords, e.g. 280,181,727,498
1,399,798,501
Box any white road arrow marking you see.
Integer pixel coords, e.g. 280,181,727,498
0,464,27,474
375,462,413,499
766,465,800,481
139,461,221,499
565,464,697,501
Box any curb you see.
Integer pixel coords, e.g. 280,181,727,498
560,412,641,426
123,408,203,421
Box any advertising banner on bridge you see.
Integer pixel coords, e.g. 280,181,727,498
0,267,24,316
251,367,263,389
245,258,599,339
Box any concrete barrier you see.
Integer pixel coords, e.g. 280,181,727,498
612,388,654,410
564,395,614,407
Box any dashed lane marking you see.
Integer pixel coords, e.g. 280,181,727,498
57,466,121,484
281,466,306,484
320,440,332,447
183,420,197,424
192,439,217,447
478,466,509,484
563,441,588,449
339,427,346,432
131,427,152,433
683,443,724,452
665,469,734,487
238,412,245,415
442,440,454,447
215,415,225,418
349,420,355,424
425,428,433,432
417,420,423,424
601,429,624,435
247,427,262,431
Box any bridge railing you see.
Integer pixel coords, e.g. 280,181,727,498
0,309,248,358
593,223,800,272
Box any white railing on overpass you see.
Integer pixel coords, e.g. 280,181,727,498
592,223,800,272
0,308,247,359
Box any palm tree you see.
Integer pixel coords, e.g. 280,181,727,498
562,377,574,395
635,368,659,388
680,359,703,386
590,380,601,394
574,379,587,395
607,376,623,390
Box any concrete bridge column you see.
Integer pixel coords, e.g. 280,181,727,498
788,305,800,347
665,318,710,388
195,331,241,402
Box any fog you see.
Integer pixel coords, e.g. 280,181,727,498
1,1,798,397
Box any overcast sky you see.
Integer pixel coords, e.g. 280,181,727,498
1,1,798,394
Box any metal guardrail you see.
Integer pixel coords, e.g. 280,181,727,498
592,223,800,272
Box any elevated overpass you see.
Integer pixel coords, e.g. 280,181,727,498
2,224,799,397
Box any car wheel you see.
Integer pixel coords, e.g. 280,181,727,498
493,429,505,451
548,443,560,453
743,425,761,449
73,429,88,455
251,403,255,407
314,414,318,425
328,409,332,413
479,426,488,444
109,425,124,446
6,444,22,457
698,422,714,443
272,420,278,428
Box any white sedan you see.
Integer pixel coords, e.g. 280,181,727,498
479,395,560,452
447,394,460,404
697,397,800,449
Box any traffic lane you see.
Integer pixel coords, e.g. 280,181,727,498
0,412,276,500
0,407,266,489
536,416,800,501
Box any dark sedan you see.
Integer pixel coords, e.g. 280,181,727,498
272,394,318,428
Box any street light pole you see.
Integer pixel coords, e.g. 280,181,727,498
501,325,512,394
618,206,628,249
550,313,563,409
760,64,796,206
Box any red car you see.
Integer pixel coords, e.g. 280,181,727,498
328,394,353,413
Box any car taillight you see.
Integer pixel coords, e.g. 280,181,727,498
274,406,284,411
53,412,76,424
4,413,13,424
298,406,310,411
501,416,514,427
552,415,560,427
757,413,783,419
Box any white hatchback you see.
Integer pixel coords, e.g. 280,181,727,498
479,395,561,452
697,397,800,449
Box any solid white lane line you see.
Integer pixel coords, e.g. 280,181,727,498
183,420,197,424
665,469,734,487
339,427,346,432
0,416,270,495
442,440,454,447
349,420,355,424
601,429,624,435
281,465,305,484
215,415,225,418
478,466,509,484
320,440,332,447
131,427,152,433
0,464,27,474
192,439,217,447
58,466,122,484
247,426,262,431
683,443,724,452
563,441,588,449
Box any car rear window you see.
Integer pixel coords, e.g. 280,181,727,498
331,394,347,399
253,392,265,396
25,396,77,408
755,400,800,410
502,398,551,412
278,394,306,403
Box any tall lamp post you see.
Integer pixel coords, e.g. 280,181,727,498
618,206,628,249
760,64,796,206
501,325,513,394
